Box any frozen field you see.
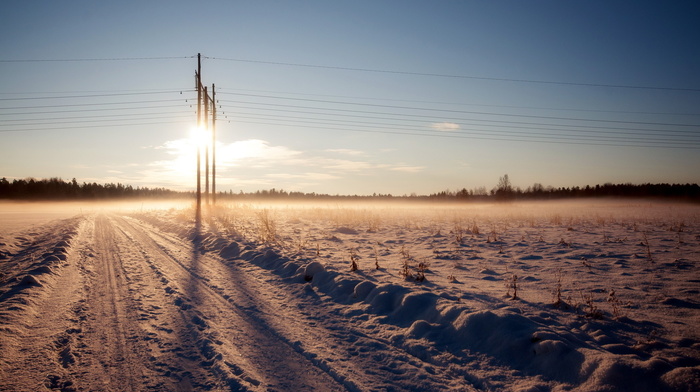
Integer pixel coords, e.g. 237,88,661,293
1,199,698,391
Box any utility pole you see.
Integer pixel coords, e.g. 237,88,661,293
193,54,219,210
195,53,202,216
211,83,217,205
204,86,210,205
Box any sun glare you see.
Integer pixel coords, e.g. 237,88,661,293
190,126,211,148
152,128,213,187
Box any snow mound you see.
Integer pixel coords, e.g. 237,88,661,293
365,284,409,314
661,366,700,392
335,227,359,235
19,274,43,287
303,261,325,282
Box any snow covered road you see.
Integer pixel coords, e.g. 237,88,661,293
0,211,471,391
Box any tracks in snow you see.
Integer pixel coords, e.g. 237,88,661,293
123,213,474,391
1,212,475,391
108,213,348,391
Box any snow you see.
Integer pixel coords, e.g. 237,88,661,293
1,199,699,391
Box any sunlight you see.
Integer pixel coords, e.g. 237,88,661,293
190,126,211,148
144,127,212,188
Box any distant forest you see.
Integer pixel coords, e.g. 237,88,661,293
0,177,182,200
427,182,700,201
1,177,698,201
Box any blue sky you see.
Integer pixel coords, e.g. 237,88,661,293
1,1,699,195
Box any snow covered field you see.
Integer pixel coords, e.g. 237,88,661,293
1,199,698,391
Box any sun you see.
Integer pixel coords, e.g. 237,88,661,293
189,126,211,148
152,127,211,184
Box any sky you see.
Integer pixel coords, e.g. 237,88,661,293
1,1,699,196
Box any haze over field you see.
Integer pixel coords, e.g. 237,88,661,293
1,1,699,196
1,200,699,391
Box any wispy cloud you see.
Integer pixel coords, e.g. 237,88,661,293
266,172,340,180
218,139,302,167
129,137,429,191
325,148,366,156
430,122,460,132
390,166,425,173
318,158,374,172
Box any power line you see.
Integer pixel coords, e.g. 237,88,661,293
217,93,700,128
0,110,189,123
0,56,193,63
214,94,700,148
217,87,700,118
206,56,700,93
225,103,699,137
228,113,700,145
0,119,190,133
0,104,192,116
0,87,192,95
0,90,191,101
3,54,698,151
4,54,696,92
0,114,192,127
226,110,700,140
217,99,700,133
226,107,700,142
0,98,194,110
229,119,700,150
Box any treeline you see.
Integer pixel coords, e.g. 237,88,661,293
428,182,700,201
217,183,700,202
218,188,400,200
0,177,186,200
2,177,698,202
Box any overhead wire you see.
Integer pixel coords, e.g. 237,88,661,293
219,102,699,137
0,89,192,101
3,86,697,149
216,87,700,118
0,110,190,123
3,54,697,92
2,54,699,149
0,56,194,63
0,104,193,117
216,92,700,128
0,120,190,133
217,99,700,136
224,110,700,141
228,116,695,147
227,119,700,150
0,88,197,132
0,98,194,110
0,114,192,128
212,91,699,149
205,56,700,93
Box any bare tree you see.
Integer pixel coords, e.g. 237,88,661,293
494,174,514,199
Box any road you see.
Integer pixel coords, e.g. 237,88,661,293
0,212,463,391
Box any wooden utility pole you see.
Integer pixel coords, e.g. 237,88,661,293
211,83,217,205
204,86,210,204
193,54,219,209
195,53,202,216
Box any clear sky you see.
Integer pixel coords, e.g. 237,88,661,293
1,1,699,196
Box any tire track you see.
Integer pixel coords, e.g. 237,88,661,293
110,214,349,391
131,213,473,391
73,215,153,390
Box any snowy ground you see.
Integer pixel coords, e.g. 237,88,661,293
1,199,699,391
